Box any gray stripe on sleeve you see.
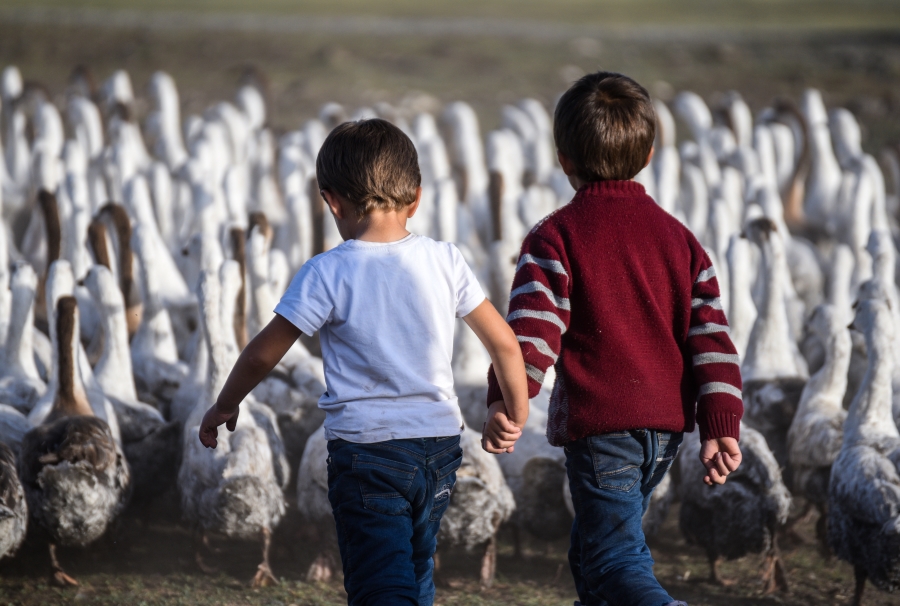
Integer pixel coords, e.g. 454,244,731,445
507,309,568,331
688,322,730,337
698,382,743,400
517,335,559,362
692,352,741,366
525,364,546,384
517,254,568,276
510,280,571,310
691,297,723,310
695,266,716,283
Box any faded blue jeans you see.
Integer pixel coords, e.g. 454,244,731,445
326,435,463,606
565,429,683,606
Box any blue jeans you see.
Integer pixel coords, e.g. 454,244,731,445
326,436,463,606
565,429,683,606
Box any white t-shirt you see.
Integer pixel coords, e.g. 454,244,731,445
274,234,486,443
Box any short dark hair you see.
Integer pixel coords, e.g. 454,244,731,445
554,71,656,181
316,118,421,217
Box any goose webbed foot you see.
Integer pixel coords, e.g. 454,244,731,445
306,552,334,583
708,555,735,586
49,543,79,587
852,566,866,606
480,535,497,589
760,549,789,594
250,527,278,588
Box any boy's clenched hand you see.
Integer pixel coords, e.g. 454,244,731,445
482,401,522,454
198,403,240,449
699,437,742,485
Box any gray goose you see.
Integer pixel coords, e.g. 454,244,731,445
17,296,130,586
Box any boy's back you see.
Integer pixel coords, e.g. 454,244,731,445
501,178,741,445
275,233,483,442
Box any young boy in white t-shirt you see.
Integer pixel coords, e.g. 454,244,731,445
198,118,530,605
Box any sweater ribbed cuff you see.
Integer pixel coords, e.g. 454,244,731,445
698,411,741,441
486,366,504,408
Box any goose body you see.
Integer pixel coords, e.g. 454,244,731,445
0,263,46,413
678,425,791,591
828,297,900,604
0,442,27,561
741,217,808,469
178,268,285,586
787,305,850,545
17,296,130,585
438,426,515,587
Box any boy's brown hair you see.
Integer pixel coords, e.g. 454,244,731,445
554,71,656,182
316,118,421,217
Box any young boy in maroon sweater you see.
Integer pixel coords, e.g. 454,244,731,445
485,72,744,606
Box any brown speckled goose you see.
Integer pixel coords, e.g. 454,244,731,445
17,296,130,586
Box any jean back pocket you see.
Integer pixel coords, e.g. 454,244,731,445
587,432,644,492
429,450,462,521
352,453,418,516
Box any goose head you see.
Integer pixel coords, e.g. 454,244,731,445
743,216,779,248
236,84,266,132
828,108,862,170
806,304,850,350
318,102,347,131
1,66,23,103
672,91,713,142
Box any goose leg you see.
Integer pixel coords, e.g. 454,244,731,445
480,535,497,589
815,504,831,558
433,548,442,572
49,543,79,587
852,566,866,606
251,527,278,587
194,531,219,574
708,553,734,586
760,541,789,594
306,551,334,583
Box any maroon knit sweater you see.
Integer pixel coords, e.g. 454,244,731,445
487,180,743,446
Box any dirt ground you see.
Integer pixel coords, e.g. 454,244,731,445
2,488,900,605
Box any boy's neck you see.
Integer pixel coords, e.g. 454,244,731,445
345,210,412,243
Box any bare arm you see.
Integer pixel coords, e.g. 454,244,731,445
463,299,529,452
198,314,302,448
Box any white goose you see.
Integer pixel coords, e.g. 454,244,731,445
178,268,286,587
828,296,900,606
741,217,808,469
0,262,46,413
84,263,180,500
17,296,130,586
130,223,188,407
786,304,850,548
28,260,121,446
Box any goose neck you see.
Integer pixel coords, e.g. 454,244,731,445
798,331,850,416
49,298,92,420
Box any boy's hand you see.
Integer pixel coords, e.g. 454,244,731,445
482,401,522,454
198,403,240,449
699,437,742,485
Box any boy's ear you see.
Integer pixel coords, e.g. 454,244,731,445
405,187,422,219
644,147,655,169
557,150,576,177
321,189,344,220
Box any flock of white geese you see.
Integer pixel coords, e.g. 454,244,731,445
0,64,898,604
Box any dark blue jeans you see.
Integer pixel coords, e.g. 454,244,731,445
326,436,463,606
565,429,683,606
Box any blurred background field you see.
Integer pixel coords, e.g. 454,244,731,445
0,0,897,148
1,1,900,604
